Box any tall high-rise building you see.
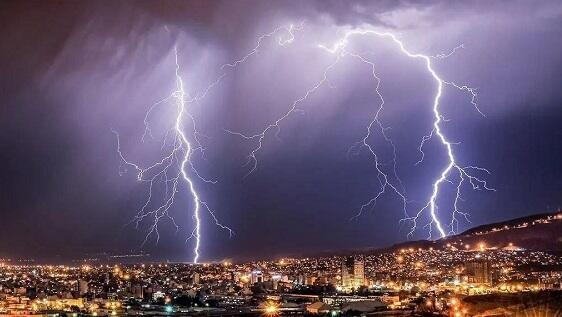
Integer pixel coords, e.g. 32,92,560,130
132,284,144,299
250,270,263,284
192,272,200,285
465,259,491,284
78,280,89,296
341,256,365,289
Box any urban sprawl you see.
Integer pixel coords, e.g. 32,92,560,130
1,241,561,316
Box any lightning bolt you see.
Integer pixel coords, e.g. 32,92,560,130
114,48,232,264
224,55,342,177
229,27,494,239
113,23,300,263
431,43,465,59
221,22,303,71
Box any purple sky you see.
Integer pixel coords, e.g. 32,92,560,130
1,0,561,262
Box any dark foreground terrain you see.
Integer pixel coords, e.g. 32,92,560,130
461,290,562,316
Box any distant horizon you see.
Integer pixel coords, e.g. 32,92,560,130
1,208,559,265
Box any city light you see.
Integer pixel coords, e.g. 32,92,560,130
264,303,279,315
479,242,486,252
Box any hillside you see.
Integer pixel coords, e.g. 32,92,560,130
382,211,562,253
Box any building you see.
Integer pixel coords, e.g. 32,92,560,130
78,280,89,296
341,256,365,289
341,300,387,313
192,273,200,285
307,302,333,314
465,259,491,284
131,284,144,299
250,270,263,284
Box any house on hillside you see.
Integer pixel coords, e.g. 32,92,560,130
307,302,334,314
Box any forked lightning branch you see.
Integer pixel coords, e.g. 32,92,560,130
114,23,493,263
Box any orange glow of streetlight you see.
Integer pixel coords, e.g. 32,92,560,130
478,242,486,251
264,302,279,315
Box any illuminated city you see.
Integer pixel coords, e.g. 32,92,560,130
2,1,562,316
1,214,562,316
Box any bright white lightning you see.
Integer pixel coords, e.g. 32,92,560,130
114,48,232,264
221,22,302,70
225,56,342,177
431,43,465,59
345,51,408,221
229,27,494,239
114,23,300,263
322,30,494,238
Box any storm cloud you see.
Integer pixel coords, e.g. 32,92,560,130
1,0,561,262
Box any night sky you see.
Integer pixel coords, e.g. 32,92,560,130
1,0,561,263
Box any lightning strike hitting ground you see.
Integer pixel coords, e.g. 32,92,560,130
114,24,301,263
229,27,494,239
114,48,232,264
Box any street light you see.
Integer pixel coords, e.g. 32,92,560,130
264,303,279,315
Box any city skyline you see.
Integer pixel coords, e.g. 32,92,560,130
1,1,562,263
